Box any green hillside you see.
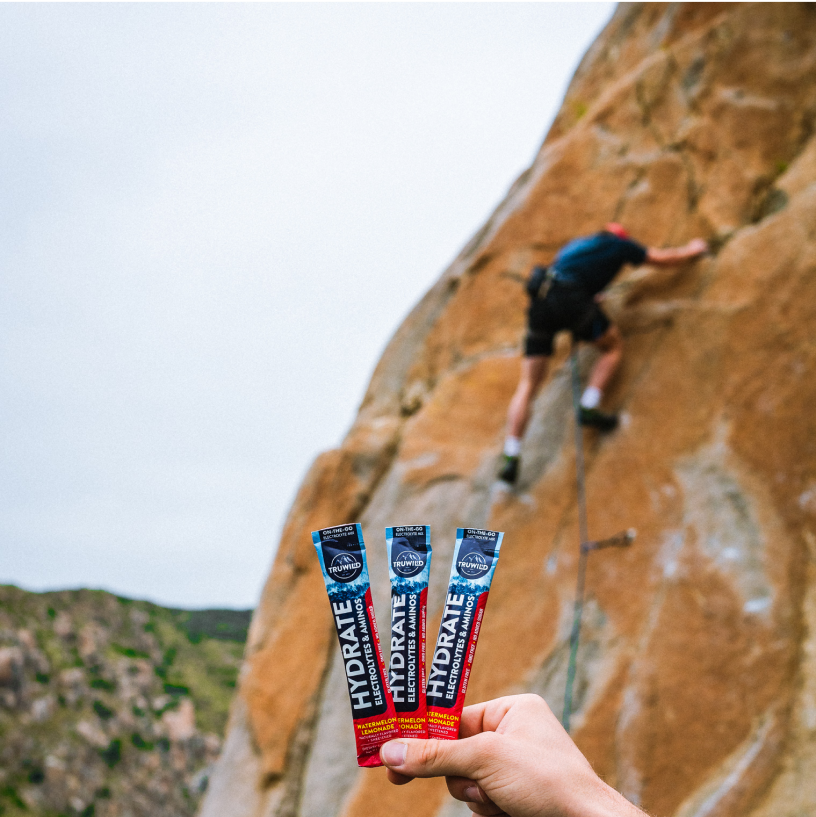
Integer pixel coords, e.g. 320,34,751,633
0,585,251,817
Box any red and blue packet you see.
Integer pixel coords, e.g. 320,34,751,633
312,523,400,767
426,528,504,740
385,525,432,739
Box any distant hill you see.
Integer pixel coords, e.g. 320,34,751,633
0,584,251,817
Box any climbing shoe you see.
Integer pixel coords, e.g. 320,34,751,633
578,406,619,432
497,455,520,485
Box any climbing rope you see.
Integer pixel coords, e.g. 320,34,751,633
562,342,635,733
562,343,590,733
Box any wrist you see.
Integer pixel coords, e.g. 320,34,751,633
560,769,644,817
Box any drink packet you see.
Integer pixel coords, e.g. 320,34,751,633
426,528,504,740
312,523,400,767
385,525,432,739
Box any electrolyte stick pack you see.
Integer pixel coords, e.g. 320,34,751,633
426,528,504,740
312,524,400,767
386,525,432,739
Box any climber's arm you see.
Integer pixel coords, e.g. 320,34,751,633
645,238,708,266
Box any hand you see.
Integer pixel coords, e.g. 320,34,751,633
685,238,708,256
380,694,646,817
646,238,708,266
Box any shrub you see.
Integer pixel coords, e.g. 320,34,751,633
99,739,121,768
93,700,114,720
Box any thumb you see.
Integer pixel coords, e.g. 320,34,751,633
380,735,495,779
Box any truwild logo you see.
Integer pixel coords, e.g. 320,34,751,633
390,535,427,578
393,550,424,578
457,550,490,579
328,552,363,581
321,537,364,584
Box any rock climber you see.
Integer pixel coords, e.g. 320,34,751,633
498,224,707,485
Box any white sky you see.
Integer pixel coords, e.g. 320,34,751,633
0,3,614,609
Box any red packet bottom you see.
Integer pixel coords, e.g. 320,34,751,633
396,714,429,739
427,707,460,740
355,714,401,767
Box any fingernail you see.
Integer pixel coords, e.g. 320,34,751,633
381,741,407,767
463,785,481,803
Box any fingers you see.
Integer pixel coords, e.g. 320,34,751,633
459,698,513,738
447,778,506,817
459,694,548,738
380,734,496,780
385,768,414,786
466,802,508,817
446,775,478,801
458,703,489,739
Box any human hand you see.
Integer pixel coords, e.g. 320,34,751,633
380,694,646,817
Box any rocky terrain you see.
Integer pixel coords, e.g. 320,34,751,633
0,585,250,817
200,4,816,817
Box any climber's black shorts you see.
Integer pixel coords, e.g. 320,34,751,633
524,279,611,357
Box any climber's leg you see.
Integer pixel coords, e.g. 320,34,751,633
578,323,622,431
507,355,550,440
499,355,549,484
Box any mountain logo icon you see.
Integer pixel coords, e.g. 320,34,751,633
457,552,489,579
328,553,363,581
393,550,424,577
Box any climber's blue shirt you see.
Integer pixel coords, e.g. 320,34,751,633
552,232,647,295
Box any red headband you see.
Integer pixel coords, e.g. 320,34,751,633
605,222,630,239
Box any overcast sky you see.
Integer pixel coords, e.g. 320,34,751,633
0,3,614,609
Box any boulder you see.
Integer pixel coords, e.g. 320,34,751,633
163,698,197,742
0,646,22,687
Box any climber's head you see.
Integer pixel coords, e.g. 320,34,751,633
604,222,630,240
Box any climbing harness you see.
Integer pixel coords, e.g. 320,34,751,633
526,264,554,299
561,342,635,733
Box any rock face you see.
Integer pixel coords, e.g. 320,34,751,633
201,5,816,817
0,586,249,817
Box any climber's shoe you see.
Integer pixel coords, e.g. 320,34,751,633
578,406,619,432
497,454,520,485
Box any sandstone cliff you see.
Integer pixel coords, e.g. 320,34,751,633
201,5,816,817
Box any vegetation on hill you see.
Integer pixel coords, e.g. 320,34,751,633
0,585,251,817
